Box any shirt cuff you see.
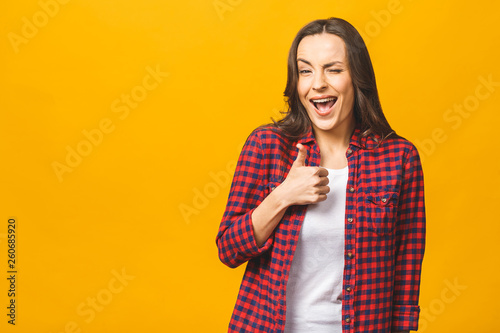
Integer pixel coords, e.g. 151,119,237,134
245,208,274,254
392,304,420,331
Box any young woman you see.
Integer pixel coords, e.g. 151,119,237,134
216,17,425,333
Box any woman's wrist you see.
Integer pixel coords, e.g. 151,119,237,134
271,182,293,209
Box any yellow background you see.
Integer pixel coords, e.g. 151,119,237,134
1,0,499,332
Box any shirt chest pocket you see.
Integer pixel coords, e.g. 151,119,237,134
363,191,399,236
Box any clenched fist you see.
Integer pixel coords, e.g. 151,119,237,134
278,143,330,206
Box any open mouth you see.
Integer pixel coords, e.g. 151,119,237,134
310,97,337,114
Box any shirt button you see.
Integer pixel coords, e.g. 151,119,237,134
345,317,351,323
346,286,352,292
270,185,276,191
347,149,353,154
349,187,355,193
347,252,354,259
347,217,353,223
381,197,387,203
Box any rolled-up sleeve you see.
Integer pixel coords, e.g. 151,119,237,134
216,129,274,268
392,144,426,331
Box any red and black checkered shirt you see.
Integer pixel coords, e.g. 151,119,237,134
216,123,426,333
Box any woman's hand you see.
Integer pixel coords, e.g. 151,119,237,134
277,143,330,206
251,143,330,247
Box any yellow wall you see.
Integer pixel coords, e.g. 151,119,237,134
1,0,499,332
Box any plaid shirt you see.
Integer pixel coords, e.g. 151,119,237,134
216,123,426,333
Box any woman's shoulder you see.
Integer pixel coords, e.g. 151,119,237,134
378,133,422,161
246,124,295,146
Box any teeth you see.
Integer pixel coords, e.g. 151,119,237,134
311,97,336,103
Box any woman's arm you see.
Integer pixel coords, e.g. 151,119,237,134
391,144,426,332
215,130,268,268
216,132,329,267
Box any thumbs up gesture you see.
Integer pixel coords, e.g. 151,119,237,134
279,143,330,206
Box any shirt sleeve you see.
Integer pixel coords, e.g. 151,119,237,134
215,129,274,268
392,144,426,331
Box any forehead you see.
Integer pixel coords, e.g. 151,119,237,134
297,33,347,62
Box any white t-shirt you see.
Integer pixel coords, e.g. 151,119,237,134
284,165,348,333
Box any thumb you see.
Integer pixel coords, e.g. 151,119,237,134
292,143,307,168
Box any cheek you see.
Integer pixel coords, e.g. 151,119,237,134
337,83,354,105
343,86,354,102
334,76,353,95
297,78,310,99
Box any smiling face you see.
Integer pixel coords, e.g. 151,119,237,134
296,33,355,136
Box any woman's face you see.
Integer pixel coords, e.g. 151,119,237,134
296,33,355,135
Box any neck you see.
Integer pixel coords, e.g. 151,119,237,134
313,117,356,154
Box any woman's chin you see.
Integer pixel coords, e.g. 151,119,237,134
312,120,338,132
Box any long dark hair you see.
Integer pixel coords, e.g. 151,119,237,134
271,17,396,143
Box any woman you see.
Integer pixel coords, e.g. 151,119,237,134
216,17,425,333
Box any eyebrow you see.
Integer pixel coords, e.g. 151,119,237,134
297,58,344,68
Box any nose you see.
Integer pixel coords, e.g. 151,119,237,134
312,71,327,91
